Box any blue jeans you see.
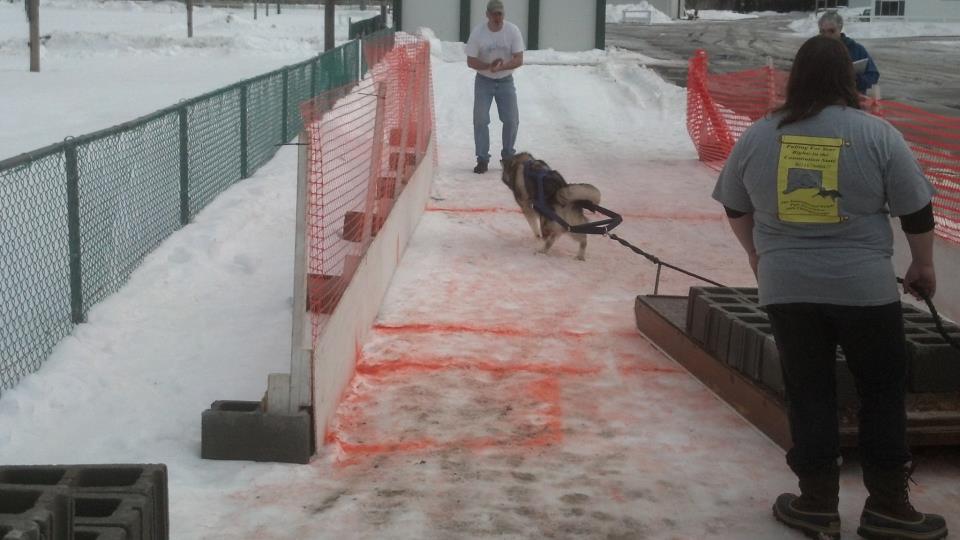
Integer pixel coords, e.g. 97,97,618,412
473,74,518,163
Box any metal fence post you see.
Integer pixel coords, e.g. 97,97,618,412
311,58,318,98
178,106,190,224
64,141,85,323
240,85,249,178
282,70,290,143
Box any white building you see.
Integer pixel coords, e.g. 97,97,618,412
391,0,607,51
845,0,960,21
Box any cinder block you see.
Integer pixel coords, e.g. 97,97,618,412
0,485,71,540
907,334,960,393
69,465,168,540
725,315,769,371
306,274,342,315
388,151,416,172
375,176,396,200
0,518,41,540
707,303,758,358
342,211,384,242
759,336,784,397
201,400,312,464
388,126,418,147
74,495,148,540
74,526,128,540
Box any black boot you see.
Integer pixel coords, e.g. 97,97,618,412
473,159,488,174
858,463,948,540
773,466,841,539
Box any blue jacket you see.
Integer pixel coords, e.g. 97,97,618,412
842,34,880,93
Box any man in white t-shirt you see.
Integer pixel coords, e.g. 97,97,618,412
465,0,524,174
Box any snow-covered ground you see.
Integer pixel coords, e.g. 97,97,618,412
2,3,959,539
0,0,381,158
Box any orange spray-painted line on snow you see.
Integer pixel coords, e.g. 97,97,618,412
327,377,564,463
372,322,620,340
426,206,723,222
355,357,600,377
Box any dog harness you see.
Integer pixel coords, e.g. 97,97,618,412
522,160,623,235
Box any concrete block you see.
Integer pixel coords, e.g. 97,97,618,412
0,485,71,540
725,314,769,371
201,400,312,464
306,274,343,315
69,465,168,540
388,151,416,172
0,518,41,540
74,494,148,540
907,333,960,393
74,526,128,540
759,335,784,397
707,303,758,358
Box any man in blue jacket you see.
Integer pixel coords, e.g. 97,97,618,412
818,11,880,94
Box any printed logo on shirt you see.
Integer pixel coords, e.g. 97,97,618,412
776,135,845,223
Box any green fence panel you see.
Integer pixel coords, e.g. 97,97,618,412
246,72,285,173
286,61,313,137
0,152,72,394
187,87,243,217
0,32,389,398
76,112,182,311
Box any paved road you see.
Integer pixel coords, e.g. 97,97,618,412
606,15,960,117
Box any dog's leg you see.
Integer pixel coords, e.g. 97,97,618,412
537,229,558,255
572,233,588,261
522,206,542,239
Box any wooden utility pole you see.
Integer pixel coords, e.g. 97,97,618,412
187,0,194,37
324,1,335,51
28,0,39,72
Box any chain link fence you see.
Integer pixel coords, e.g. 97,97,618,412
0,37,372,396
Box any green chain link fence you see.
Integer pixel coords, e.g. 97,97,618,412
0,36,376,397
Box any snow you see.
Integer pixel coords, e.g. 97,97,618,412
605,2,674,24
0,0,381,158
2,3,959,539
788,8,960,38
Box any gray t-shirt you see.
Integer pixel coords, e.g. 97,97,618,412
712,105,934,306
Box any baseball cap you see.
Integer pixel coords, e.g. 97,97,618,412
487,0,504,14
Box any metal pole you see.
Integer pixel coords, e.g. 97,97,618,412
254,0,258,20
65,141,85,323
28,0,39,72
187,0,194,38
179,107,191,225
324,1,335,51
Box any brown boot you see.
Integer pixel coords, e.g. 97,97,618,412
773,466,841,539
858,463,948,540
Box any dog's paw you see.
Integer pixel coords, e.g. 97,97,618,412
575,254,586,261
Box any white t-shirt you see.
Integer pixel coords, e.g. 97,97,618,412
465,21,524,80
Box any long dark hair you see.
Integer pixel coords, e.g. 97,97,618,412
775,36,860,128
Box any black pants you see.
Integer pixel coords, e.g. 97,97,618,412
765,302,911,474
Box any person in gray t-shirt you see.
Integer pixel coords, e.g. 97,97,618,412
713,36,945,540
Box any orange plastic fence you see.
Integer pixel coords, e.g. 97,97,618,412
687,49,960,244
299,34,436,340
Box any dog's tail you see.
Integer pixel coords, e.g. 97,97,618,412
557,183,601,206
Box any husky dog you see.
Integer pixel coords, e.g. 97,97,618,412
501,152,602,260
